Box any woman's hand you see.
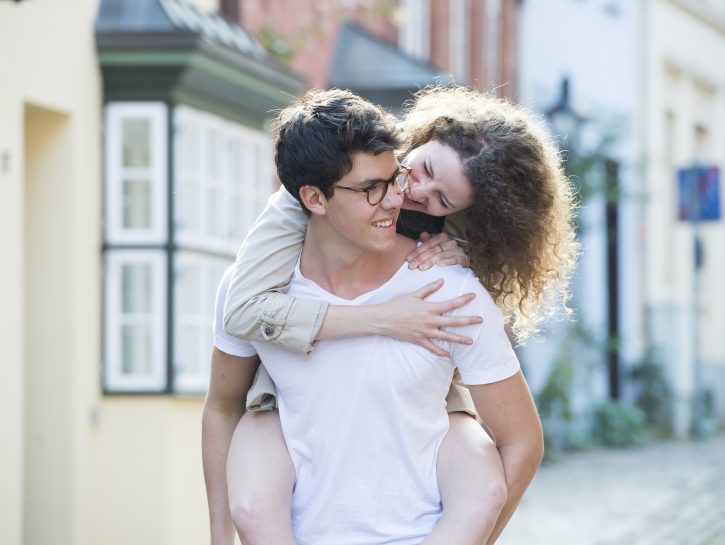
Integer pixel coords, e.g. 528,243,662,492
407,232,470,271
378,279,483,357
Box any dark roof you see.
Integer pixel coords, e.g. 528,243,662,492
96,0,267,61
330,22,448,91
95,0,303,126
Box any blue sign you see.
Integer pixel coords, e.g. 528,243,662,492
678,166,721,222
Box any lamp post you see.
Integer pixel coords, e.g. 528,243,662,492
546,77,622,402
545,77,586,155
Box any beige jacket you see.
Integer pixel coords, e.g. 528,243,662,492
224,187,322,355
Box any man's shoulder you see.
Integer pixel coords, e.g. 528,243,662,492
392,234,419,257
406,261,477,285
396,262,486,300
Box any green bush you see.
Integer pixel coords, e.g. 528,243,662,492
593,401,646,447
536,357,575,421
536,357,578,459
630,353,674,437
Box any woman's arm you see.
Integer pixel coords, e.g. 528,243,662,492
223,187,324,354
405,231,470,271
224,188,481,356
318,280,481,358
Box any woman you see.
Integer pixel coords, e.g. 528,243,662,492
216,85,578,544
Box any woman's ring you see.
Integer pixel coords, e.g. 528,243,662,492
438,242,445,252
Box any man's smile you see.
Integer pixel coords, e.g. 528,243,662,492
372,218,394,228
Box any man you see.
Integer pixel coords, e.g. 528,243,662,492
203,89,543,545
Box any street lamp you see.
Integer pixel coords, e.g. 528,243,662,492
545,77,586,154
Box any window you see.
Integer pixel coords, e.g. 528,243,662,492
103,102,275,393
174,106,275,255
398,0,430,61
173,253,231,392
104,251,167,392
485,0,502,89
694,124,710,163
449,0,470,82
105,103,168,244
663,111,676,286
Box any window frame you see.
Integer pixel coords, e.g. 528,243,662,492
449,0,470,83
103,250,168,393
173,251,232,393
174,105,276,256
398,0,430,62
104,102,169,245
103,101,275,394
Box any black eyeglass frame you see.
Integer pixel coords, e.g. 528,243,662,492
331,165,412,206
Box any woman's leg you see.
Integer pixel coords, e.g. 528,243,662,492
422,413,508,545
226,409,297,545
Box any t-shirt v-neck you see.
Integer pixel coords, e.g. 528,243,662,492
294,255,409,305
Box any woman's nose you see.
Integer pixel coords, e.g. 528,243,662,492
408,179,426,201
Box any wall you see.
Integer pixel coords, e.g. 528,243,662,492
0,1,102,543
646,0,725,430
0,2,218,544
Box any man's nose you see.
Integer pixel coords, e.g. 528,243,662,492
382,181,404,208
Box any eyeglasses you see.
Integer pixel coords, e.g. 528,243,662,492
331,165,412,206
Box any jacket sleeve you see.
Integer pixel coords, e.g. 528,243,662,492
222,187,328,355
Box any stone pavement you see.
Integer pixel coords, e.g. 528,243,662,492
497,434,725,545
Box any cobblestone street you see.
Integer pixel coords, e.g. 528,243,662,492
498,435,725,545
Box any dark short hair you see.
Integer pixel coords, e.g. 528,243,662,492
274,89,403,211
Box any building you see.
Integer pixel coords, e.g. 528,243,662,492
518,0,725,438
0,0,301,544
238,0,520,108
643,0,725,433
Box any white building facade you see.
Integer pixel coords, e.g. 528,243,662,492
643,0,725,433
0,1,301,544
519,0,725,437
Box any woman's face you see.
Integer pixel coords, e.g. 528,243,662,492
401,140,473,217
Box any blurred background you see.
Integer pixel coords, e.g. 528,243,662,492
1,0,724,544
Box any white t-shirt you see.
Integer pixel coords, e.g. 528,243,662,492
214,260,519,545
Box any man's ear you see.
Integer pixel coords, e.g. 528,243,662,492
299,185,328,216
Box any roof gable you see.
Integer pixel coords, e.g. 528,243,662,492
330,22,446,90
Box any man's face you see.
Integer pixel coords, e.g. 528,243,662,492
321,150,403,256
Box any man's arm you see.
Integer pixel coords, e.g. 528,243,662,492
469,372,544,544
202,348,260,545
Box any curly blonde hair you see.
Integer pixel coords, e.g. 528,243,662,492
402,86,580,342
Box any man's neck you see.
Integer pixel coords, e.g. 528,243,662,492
299,224,416,300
